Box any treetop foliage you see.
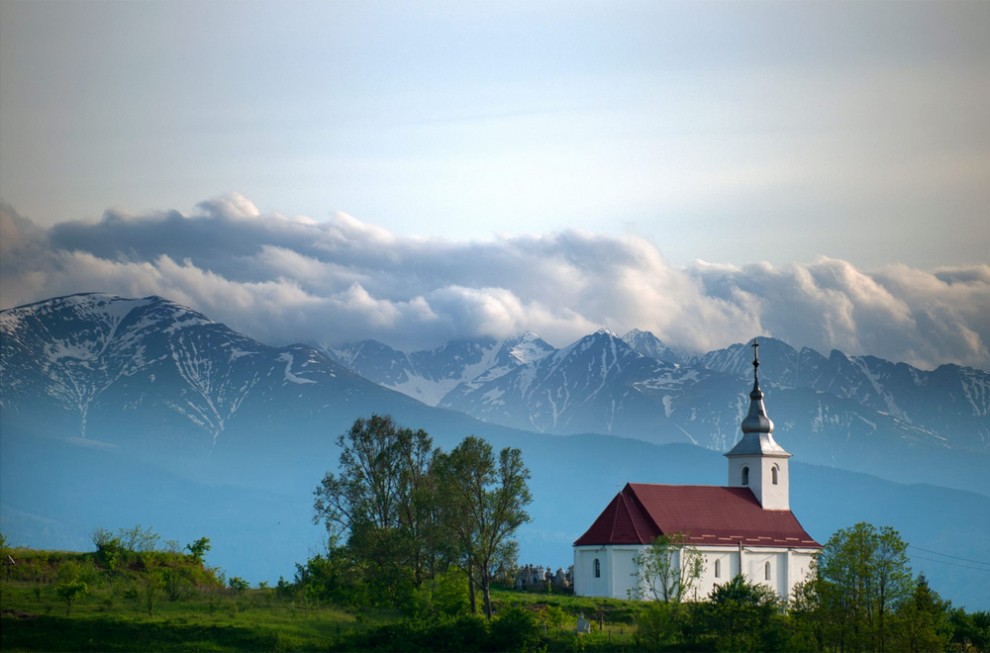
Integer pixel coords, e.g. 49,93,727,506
311,415,531,619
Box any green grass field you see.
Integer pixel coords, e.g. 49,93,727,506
1,577,367,651
0,547,641,652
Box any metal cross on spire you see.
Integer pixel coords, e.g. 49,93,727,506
752,338,760,382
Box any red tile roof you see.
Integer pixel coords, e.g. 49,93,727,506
573,483,820,549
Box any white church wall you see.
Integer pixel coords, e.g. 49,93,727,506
784,549,817,604
695,548,735,600
610,546,643,598
576,545,818,603
573,547,606,597
759,457,790,510
573,545,645,599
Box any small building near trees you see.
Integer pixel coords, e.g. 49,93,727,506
573,340,820,602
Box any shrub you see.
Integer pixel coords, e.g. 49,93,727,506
489,604,543,651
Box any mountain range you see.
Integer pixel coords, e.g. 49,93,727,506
331,328,990,496
2,293,988,609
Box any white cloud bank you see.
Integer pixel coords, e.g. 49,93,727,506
2,194,988,371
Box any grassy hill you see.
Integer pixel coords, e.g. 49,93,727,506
0,542,637,652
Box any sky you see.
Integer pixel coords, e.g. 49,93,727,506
1,1,989,370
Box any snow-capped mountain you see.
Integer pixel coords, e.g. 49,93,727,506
440,329,709,439
693,338,990,453
331,329,990,496
622,328,684,365
3,293,990,611
0,293,420,458
329,332,555,406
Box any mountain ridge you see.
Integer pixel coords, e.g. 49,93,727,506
328,326,990,496
2,292,988,610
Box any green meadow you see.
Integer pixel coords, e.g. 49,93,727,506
0,545,637,652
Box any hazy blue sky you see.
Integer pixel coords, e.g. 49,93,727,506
2,0,987,267
2,1,989,368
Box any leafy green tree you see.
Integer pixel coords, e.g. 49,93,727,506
228,576,250,592
892,574,951,653
160,566,188,601
535,603,568,635
119,524,161,553
54,560,94,617
635,601,686,651
701,575,785,652
412,567,471,618
435,436,531,620
787,574,829,652
489,604,543,651
633,533,705,603
93,528,123,574
185,536,211,564
56,580,88,616
817,522,913,653
950,608,990,653
313,414,438,605
142,570,162,616
293,544,369,607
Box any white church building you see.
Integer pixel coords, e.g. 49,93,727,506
573,340,820,603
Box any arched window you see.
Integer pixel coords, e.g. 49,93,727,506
765,561,771,581
741,466,750,486
594,558,601,578
714,559,721,578
772,465,779,485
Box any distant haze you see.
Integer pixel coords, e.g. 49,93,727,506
2,195,987,372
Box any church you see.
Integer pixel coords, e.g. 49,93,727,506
572,340,820,603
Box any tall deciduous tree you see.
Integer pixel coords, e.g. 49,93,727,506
313,414,437,604
633,533,705,603
435,435,531,620
817,522,912,653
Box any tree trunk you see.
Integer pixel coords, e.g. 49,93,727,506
467,563,477,615
481,570,494,620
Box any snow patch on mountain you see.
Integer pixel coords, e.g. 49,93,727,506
278,353,316,385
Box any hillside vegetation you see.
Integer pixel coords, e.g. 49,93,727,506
3,528,990,652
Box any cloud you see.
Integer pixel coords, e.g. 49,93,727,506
2,194,988,370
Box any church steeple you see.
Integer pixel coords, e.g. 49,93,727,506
725,339,791,510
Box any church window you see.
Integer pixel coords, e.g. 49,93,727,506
715,559,721,578
772,465,779,485
741,466,750,486
594,558,600,578
765,561,771,581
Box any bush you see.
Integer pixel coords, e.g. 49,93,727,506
489,604,543,652
635,602,682,652
411,568,470,618
228,576,250,592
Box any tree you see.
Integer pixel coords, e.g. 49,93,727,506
142,570,162,616
633,533,705,603
702,575,785,652
892,574,951,653
185,537,211,564
56,580,88,616
93,528,123,575
787,574,828,652
635,601,689,652
313,414,437,605
950,608,990,652
435,435,532,620
817,522,913,653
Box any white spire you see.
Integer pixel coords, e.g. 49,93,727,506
726,339,790,457
725,338,792,510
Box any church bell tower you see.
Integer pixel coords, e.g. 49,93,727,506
724,339,791,510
